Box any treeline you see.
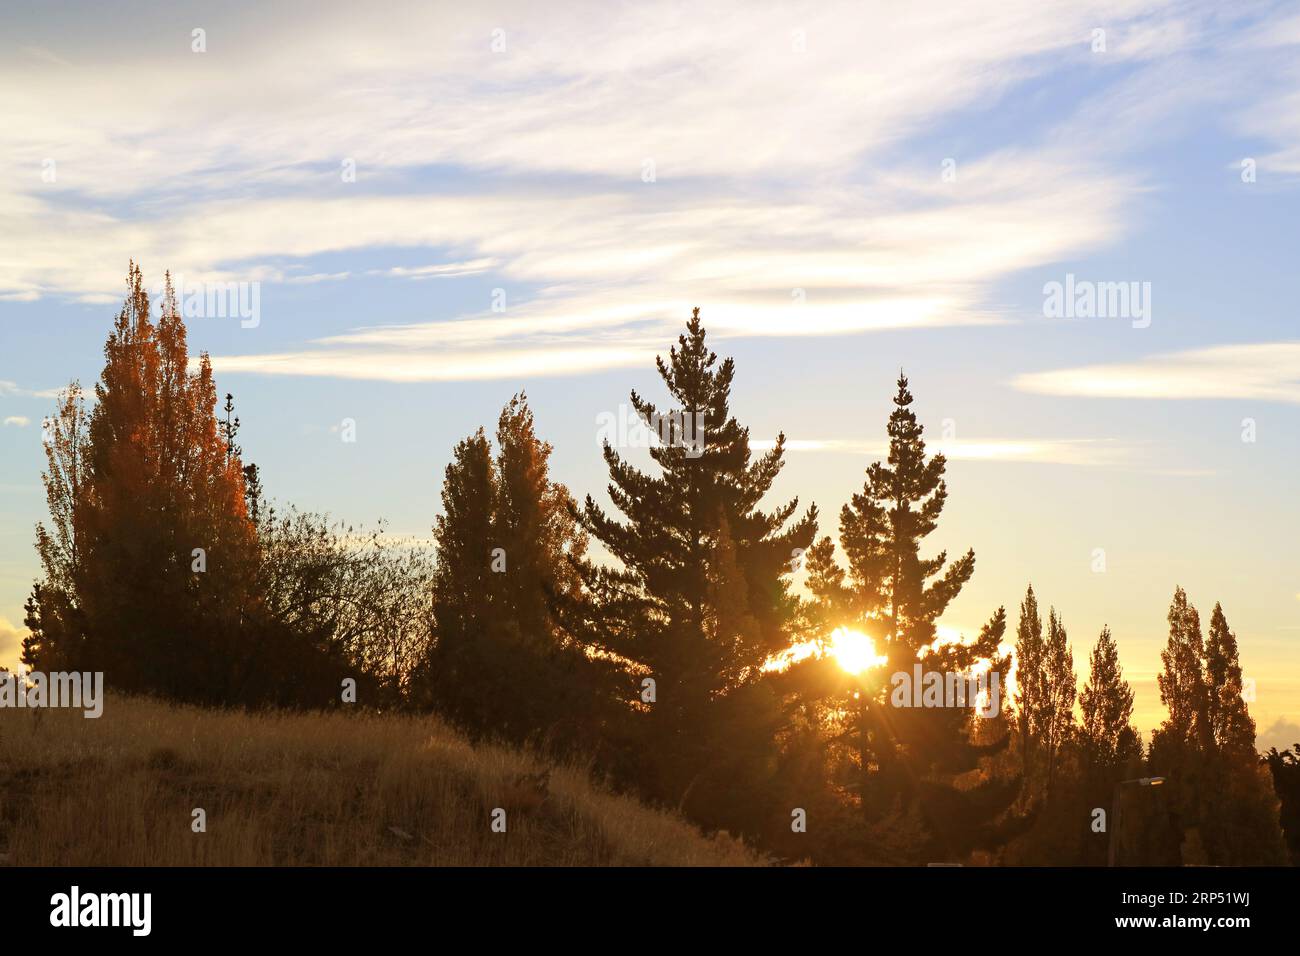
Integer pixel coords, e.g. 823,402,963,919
20,265,1293,865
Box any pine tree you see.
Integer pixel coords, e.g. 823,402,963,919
573,308,816,825
803,374,1015,857
838,374,975,663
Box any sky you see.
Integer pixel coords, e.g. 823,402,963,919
1,0,1299,749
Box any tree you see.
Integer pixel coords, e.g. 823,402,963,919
802,374,1017,859
1069,625,1142,865
493,394,588,656
1205,603,1256,760
1040,608,1077,796
416,397,613,751
1263,744,1300,865
1078,626,1140,775
417,428,501,727
1149,589,1287,865
572,308,817,829
1155,587,1212,751
25,265,257,701
1012,585,1045,789
24,266,425,708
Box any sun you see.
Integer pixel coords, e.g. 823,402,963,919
829,627,888,675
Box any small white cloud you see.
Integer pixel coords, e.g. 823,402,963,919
1258,716,1300,754
368,259,498,280
0,616,26,671
3,416,32,428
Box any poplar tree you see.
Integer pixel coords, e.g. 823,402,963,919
1154,587,1212,751
1012,585,1045,786
1078,626,1140,774
1040,608,1077,795
24,264,256,700
417,429,502,730
417,399,612,749
1204,603,1255,759
1150,588,1287,864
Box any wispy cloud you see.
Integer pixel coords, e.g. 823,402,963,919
0,0,1197,380
4,1,1295,384
1014,342,1300,403
0,380,59,400
2,416,32,428
754,436,1133,466
207,343,656,382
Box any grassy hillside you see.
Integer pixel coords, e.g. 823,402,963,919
0,696,765,866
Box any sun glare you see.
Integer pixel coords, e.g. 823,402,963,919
829,627,888,675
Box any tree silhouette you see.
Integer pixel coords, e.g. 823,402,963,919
416,396,612,750
1263,744,1300,865
1078,626,1140,775
1040,608,1077,796
1149,589,1287,864
572,308,817,828
1205,603,1256,759
803,374,1017,859
1012,585,1045,792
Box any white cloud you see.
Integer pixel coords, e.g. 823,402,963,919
208,344,655,383
3,416,32,428
754,437,1130,466
0,0,1192,382
1014,342,1300,403
1258,716,1300,754
0,617,25,671
368,259,498,280
0,380,59,400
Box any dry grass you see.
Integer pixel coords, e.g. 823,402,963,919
0,695,766,866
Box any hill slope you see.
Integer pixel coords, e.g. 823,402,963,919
0,696,765,866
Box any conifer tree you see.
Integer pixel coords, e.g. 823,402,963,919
803,374,1016,857
573,308,817,822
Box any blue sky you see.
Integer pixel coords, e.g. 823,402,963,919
2,0,1299,747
